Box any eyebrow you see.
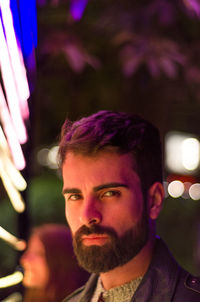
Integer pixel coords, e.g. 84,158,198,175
93,183,128,192
62,182,128,195
62,188,81,195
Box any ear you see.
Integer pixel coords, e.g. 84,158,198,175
147,182,164,220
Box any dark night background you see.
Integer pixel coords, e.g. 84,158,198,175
1,0,200,282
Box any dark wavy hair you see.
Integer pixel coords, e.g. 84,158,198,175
58,110,163,199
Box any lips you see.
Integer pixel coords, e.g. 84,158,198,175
81,234,109,246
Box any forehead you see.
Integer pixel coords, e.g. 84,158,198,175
62,151,139,187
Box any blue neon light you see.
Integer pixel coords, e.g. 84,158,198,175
10,0,37,58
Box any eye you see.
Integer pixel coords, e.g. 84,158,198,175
102,190,121,198
65,194,82,201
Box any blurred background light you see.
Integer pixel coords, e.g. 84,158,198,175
181,138,200,171
189,183,200,200
0,270,23,288
37,146,58,169
182,182,192,199
37,148,50,166
0,227,26,251
47,146,59,169
168,180,185,198
0,169,26,212
69,0,88,21
165,132,200,174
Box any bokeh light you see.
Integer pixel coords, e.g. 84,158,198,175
181,138,200,171
165,132,200,174
189,183,200,200
168,180,185,198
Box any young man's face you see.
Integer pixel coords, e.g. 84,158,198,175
62,151,149,273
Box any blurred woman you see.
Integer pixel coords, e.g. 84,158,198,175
20,224,88,302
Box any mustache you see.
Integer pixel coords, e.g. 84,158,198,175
74,224,118,240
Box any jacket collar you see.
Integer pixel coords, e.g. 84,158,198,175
132,237,181,302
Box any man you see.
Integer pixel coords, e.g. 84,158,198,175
58,110,200,301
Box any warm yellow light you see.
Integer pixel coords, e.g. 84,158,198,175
0,271,23,288
0,127,27,191
0,226,26,251
0,126,26,212
0,166,25,213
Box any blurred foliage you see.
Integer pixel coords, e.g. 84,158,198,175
33,0,200,149
27,172,66,226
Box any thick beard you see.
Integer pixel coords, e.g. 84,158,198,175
72,208,148,273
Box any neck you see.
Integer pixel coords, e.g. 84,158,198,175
99,237,155,290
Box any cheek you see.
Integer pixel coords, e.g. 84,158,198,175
127,192,144,221
36,258,49,284
65,203,79,234
110,200,143,232
65,202,71,224
23,258,49,288
37,260,49,285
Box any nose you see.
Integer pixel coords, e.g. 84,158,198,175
20,250,30,266
80,196,102,226
20,253,26,266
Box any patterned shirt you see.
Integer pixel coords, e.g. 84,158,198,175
91,276,143,302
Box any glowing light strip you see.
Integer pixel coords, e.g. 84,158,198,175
0,86,26,170
0,227,26,251
2,155,27,191
0,127,27,191
0,14,27,144
0,271,23,288
0,0,30,120
0,158,25,213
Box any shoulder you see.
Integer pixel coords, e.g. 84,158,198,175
62,274,98,302
174,270,200,301
62,286,85,302
143,238,200,301
184,273,200,294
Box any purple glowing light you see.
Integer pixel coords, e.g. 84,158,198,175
70,0,88,21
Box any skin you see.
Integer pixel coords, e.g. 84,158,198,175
62,151,164,290
20,235,50,289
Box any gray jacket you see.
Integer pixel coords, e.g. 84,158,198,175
63,238,200,302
